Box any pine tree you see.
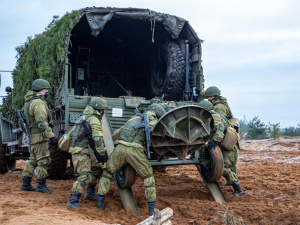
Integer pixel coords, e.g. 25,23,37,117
246,116,266,140
267,122,281,140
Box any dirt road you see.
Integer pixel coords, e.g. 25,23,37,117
0,138,299,224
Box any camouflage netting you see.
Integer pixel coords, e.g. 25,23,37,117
11,10,80,111
1,94,18,126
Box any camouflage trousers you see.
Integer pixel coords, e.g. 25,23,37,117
222,145,239,184
71,153,103,194
98,143,156,201
22,141,51,179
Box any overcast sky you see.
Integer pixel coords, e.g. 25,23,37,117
0,0,299,127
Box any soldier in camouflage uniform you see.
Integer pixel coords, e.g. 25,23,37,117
198,100,243,196
20,79,55,194
67,97,107,209
204,86,242,192
150,97,171,112
204,86,237,125
97,104,166,216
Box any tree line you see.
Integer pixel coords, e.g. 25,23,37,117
239,116,300,140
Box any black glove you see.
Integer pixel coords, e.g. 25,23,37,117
208,141,219,150
48,137,56,147
97,154,106,164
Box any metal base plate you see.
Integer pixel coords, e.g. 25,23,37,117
196,165,228,203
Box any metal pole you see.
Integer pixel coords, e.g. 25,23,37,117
185,41,190,93
184,40,192,101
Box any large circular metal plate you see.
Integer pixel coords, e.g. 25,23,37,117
151,105,214,160
201,145,224,182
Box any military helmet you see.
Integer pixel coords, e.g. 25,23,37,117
149,103,166,118
32,79,51,91
198,100,214,111
5,86,12,93
89,97,108,110
204,86,221,97
150,97,161,104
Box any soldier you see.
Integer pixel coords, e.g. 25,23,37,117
67,97,107,208
20,79,55,194
204,86,237,125
204,86,242,190
150,97,171,112
198,101,243,196
97,104,166,216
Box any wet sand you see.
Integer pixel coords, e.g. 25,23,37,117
0,137,299,224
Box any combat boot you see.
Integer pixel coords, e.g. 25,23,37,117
21,176,36,191
148,201,156,216
67,193,81,208
36,178,54,194
97,194,105,209
84,185,98,201
231,181,243,196
224,182,232,187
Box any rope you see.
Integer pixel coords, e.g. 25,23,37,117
149,10,156,43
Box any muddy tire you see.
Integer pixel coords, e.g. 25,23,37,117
151,41,185,101
116,164,136,188
0,131,7,174
202,145,224,182
47,144,69,180
0,131,15,174
5,157,16,171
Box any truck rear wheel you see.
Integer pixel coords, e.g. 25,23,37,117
5,156,16,171
0,131,16,174
151,41,185,100
201,145,224,182
116,164,136,188
47,144,69,180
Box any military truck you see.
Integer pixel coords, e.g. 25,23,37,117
0,7,222,188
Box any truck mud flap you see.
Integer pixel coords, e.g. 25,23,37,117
102,112,140,216
196,165,228,203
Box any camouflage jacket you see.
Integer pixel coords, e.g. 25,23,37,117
210,110,230,142
212,96,233,119
117,110,157,147
69,106,105,156
24,91,54,144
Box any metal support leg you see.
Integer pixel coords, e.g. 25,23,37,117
196,165,228,203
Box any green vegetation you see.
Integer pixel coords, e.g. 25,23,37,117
1,94,18,126
282,125,300,137
267,122,281,140
245,116,267,140
12,11,80,110
240,116,300,139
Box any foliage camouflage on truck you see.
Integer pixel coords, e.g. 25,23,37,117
9,7,203,117
11,11,80,110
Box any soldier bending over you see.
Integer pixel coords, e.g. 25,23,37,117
198,100,243,196
67,97,107,208
97,104,165,216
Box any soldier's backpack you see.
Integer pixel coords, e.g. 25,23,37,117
58,116,85,151
220,126,239,150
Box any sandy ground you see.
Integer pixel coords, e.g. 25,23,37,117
0,137,299,225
